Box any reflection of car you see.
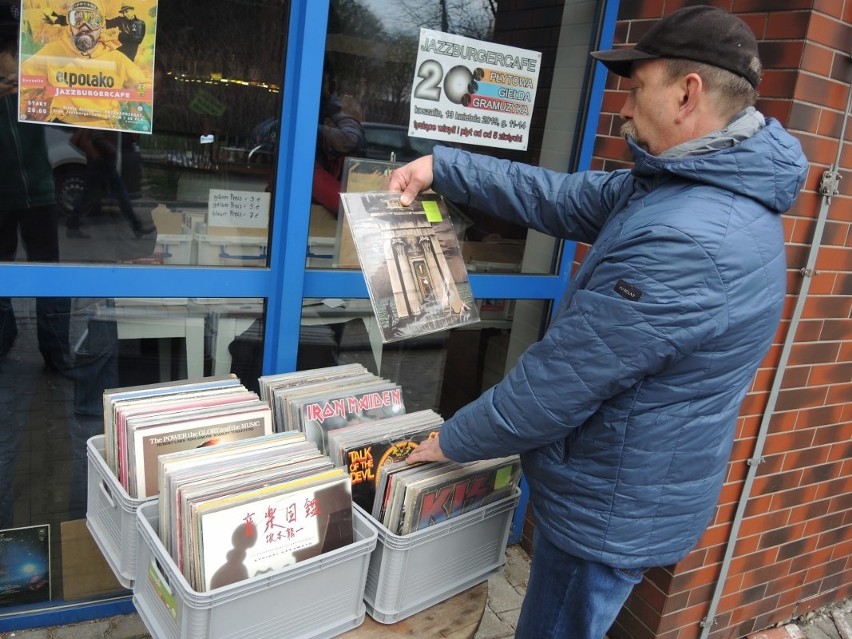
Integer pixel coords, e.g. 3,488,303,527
45,126,87,216
361,122,439,163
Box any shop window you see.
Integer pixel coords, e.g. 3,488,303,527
307,0,594,276
0,296,264,609
6,0,289,267
300,297,547,417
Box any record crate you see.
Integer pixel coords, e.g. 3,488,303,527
86,434,154,588
357,486,520,624
133,500,378,639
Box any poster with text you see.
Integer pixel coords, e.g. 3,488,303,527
409,29,541,151
17,0,157,133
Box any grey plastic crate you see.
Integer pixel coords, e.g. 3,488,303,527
86,434,153,589
359,487,520,624
133,500,378,639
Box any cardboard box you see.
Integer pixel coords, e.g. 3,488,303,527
150,204,186,235
61,519,125,600
462,240,524,272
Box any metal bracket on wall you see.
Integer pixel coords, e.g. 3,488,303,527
819,170,841,199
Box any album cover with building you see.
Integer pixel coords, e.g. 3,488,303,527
341,192,479,343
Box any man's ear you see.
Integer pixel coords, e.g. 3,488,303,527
676,73,703,119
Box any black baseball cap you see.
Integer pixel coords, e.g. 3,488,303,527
590,5,762,88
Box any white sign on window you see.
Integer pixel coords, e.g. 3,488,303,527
408,29,542,151
208,189,270,229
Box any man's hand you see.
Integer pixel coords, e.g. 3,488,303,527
0,73,18,99
406,433,448,464
388,154,434,207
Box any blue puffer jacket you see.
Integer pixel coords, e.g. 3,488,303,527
435,118,807,568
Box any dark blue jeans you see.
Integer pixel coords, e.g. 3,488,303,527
0,204,71,368
515,530,645,639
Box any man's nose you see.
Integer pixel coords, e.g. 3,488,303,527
619,96,634,121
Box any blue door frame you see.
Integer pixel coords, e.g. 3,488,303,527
0,0,619,629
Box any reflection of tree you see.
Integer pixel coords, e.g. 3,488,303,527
325,0,495,127
377,0,496,40
152,0,286,140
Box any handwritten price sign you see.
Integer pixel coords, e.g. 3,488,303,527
208,189,270,230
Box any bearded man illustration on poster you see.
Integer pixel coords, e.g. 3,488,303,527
17,0,156,132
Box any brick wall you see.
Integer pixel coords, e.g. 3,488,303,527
575,2,852,639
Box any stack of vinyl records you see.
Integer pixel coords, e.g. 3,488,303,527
156,431,353,592
258,364,405,452
102,374,273,499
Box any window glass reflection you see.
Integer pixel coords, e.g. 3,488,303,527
309,0,583,273
0,296,265,608
3,1,289,266
300,297,546,416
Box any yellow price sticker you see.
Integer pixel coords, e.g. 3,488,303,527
422,200,443,223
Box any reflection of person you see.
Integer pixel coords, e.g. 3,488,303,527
312,69,367,213
397,7,807,639
65,128,156,238
0,0,72,527
21,0,147,128
0,1,71,370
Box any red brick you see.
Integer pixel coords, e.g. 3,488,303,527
833,273,852,295
815,245,852,271
617,0,665,20
816,475,852,500
781,444,831,470
774,386,830,412
787,497,831,524
740,389,772,416
827,439,852,462
739,510,791,538
743,492,774,519
807,510,847,537
758,98,794,125
656,600,709,634
786,215,814,243
791,546,834,573
795,132,843,165
807,272,839,295
779,364,810,388
800,42,837,76
813,0,845,18
826,383,850,404
753,467,805,497
789,340,842,365
765,10,810,38
806,12,852,51
759,69,799,99
767,410,799,433
811,417,852,444
760,41,805,69
796,319,827,343
829,537,852,562
768,484,819,513
816,109,849,139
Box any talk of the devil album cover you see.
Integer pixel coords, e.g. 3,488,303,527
0,524,51,607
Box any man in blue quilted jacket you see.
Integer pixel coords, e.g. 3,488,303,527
397,6,807,638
